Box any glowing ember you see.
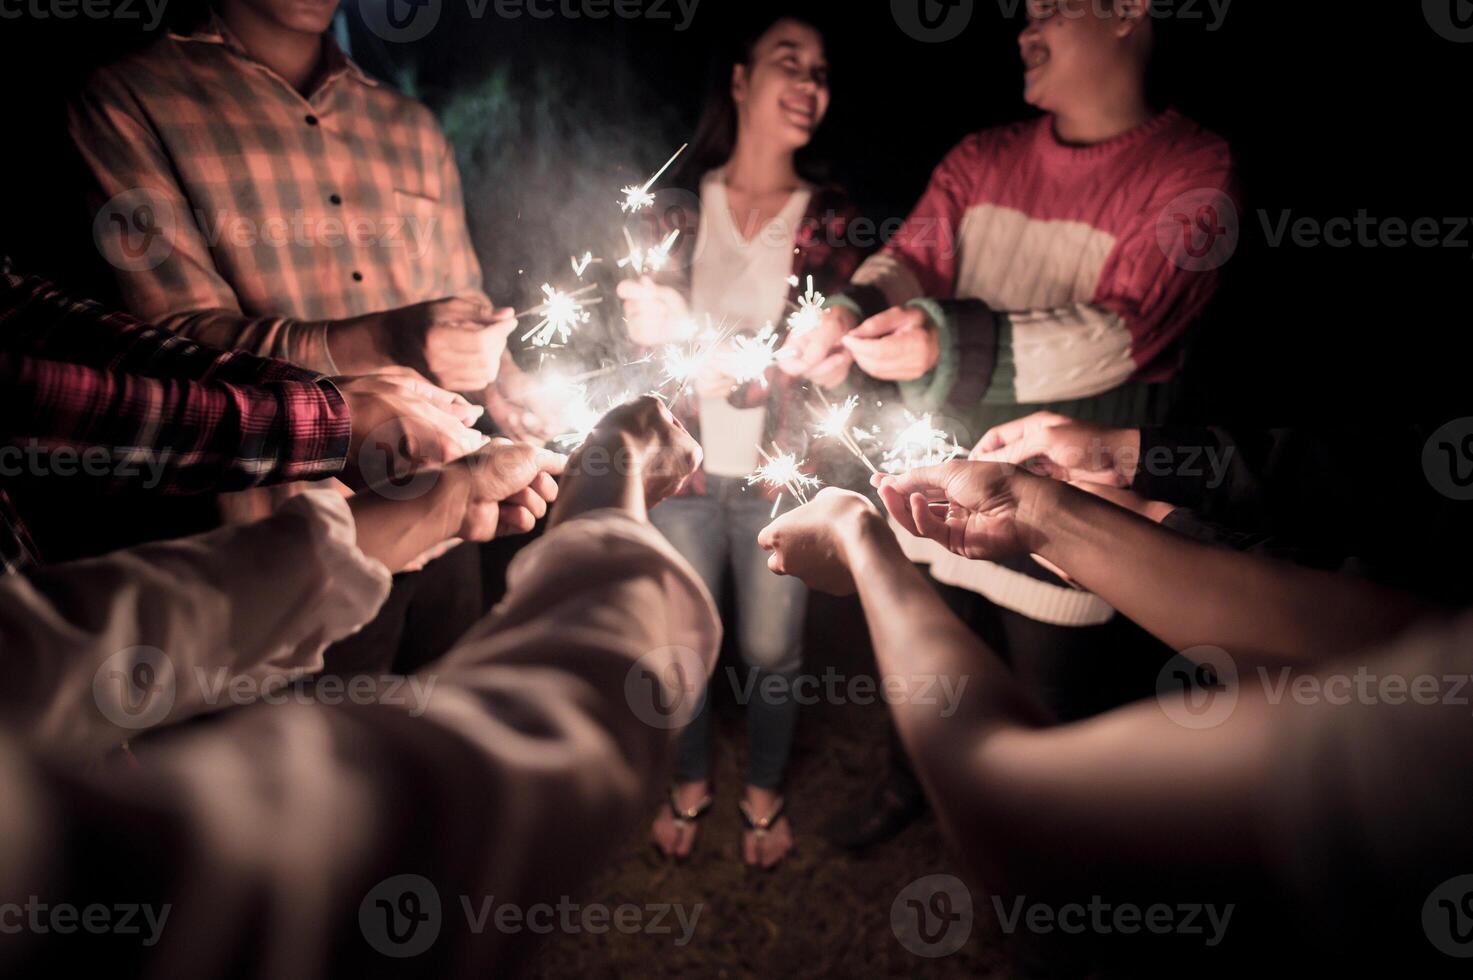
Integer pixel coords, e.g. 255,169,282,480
881,412,965,475
520,283,596,348
619,143,688,214
786,275,827,337
748,444,821,505
725,324,781,387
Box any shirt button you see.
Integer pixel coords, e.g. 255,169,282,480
329,194,343,206
305,114,319,126
351,271,364,283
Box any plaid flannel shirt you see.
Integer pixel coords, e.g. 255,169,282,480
0,273,351,575
69,13,489,375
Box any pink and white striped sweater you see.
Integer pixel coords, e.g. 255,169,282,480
837,107,1238,419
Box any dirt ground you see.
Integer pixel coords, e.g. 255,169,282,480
523,592,1012,980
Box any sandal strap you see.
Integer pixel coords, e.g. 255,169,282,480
670,788,713,824
738,796,786,833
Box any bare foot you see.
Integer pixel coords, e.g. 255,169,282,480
652,781,711,859
740,785,793,869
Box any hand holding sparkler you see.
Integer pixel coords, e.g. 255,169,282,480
871,461,1043,562
840,306,941,383
617,276,693,347
778,304,857,388
757,487,882,597
554,395,703,520
339,297,517,394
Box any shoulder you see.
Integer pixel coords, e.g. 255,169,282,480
1153,110,1237,179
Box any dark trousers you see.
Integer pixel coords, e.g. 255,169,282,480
320,541,484,678
885,577,1172,803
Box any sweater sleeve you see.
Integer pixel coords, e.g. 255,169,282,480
898,150,1239,414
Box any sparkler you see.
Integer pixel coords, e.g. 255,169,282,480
619,143,689,214
725,323,782,387
618,226,680,276
518,283,601,348
880,412,966,475
749,444,821,515
570,252,598,278
786,275,827,337
811,391,880,475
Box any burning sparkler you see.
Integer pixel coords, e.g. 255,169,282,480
571,252,598,278
725,323,782,387
618,226,681,276
786,275,827,338
519,283,600,348
619,143,689,214
880,412,966,475
749,444,822,515
811,391,880,475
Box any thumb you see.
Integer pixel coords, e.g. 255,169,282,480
846,308,905,340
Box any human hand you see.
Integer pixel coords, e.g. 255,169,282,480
582,395,702,507
450,438,568,542
340,370,489,491
757,488,882,596
970,412,1141,487
872,460,1050,561
778,304,856,387
617,276,693,347
373,296,518,393
840,306,940,382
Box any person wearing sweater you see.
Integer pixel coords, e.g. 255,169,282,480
787,0,1240,850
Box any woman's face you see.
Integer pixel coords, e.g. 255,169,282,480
732,19,831,152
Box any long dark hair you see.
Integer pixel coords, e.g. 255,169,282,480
679,4,833,186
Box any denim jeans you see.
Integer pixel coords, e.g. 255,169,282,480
650,475,807,790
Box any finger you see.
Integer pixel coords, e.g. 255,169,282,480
756,524,778,551
767,552,785,575
528,469,559,503
433,297,499,325
532,448,568,477
911,492,952,547
878,482,920,537
808,351,853,387
496,505,537,537
503,486,548,520
428,326,488,355
840,336,898,376
845,308,906,340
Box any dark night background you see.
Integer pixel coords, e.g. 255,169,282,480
2,0,1471,431
2,3,1472,975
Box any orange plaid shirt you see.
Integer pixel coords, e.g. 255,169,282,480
70,14,490,375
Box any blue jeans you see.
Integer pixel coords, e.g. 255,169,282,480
650,476,807,790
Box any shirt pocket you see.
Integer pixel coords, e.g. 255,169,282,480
391,189,447,295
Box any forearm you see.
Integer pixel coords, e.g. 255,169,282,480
347,468,469,573
1032,479,1437,662
844,512,1050,876
0,493,390,758
549,434,649,526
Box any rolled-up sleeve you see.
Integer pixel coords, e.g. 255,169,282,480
0,491,391,759
0,508,720,979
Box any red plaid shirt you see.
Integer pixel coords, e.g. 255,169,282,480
0,273,350,575
69,13,488,375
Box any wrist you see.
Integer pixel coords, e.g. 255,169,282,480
1012,469,1061,556
431,461,474,540
327,314,391,376
840,504,900,571
1108,428,1143,485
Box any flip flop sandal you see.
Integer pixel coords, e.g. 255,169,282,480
663,787,713,860
738,796,788,868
